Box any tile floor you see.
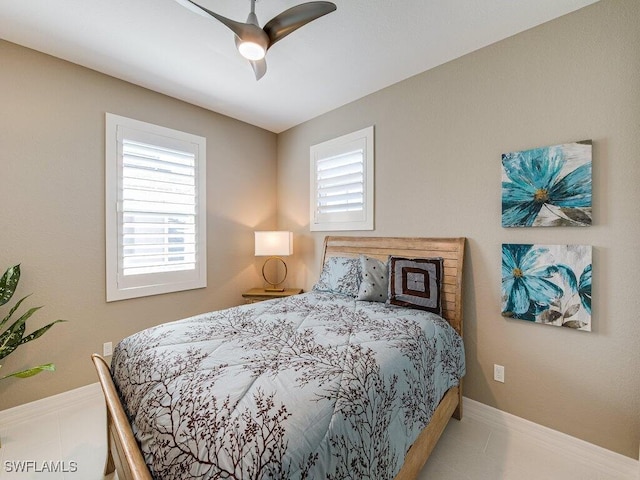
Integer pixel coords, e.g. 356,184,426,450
418,414,634,480
0,394,635,479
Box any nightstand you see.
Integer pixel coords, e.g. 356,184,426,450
242,288,303,304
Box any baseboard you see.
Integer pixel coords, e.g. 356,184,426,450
0,382,103,428
463,397,639,479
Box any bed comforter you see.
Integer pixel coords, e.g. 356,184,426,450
111,292,465,480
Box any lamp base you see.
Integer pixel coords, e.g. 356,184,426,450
261,257,288,293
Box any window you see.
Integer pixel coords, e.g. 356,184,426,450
105,113,207,301
309,126,374,231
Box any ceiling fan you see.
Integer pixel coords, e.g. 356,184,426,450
175,0,337,80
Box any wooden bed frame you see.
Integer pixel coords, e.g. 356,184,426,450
92,235,465,480
322,236,466,480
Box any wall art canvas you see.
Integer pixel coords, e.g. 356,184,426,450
502,140,592,227
501,244,592,331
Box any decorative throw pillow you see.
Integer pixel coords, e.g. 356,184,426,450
387,256,444,315
356,255,389,302
312,256,361,297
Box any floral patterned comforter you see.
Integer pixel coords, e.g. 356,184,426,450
111,292,465,480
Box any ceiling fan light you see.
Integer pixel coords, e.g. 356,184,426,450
238,41,266,61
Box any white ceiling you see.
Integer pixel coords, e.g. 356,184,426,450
0,0,599,133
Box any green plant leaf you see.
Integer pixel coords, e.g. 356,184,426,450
0,265,20,307
0,306,42,361
0,322,26,361
19,319,66,345
0,363,55,380
0,265,65,378
0,294,31,331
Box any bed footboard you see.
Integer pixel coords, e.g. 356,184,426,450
91,354,152,480
93,351,458,480
393,385,460,480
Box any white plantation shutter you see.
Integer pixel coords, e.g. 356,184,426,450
106,114,207,301
121,139,197,275
316,149,364,215
310,126,374,231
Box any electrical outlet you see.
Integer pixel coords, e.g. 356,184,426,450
103,342,113,357
494,364,505,383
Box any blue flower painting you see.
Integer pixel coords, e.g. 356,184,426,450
502,244,592,331
502,141,592,227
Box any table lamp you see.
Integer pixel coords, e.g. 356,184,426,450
254,231,293,291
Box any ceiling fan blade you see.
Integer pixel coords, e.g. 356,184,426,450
250,59,267,81
173,0,210,19
176,0,252,40
263,2,337,48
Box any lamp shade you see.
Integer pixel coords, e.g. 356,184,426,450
254,231,293,256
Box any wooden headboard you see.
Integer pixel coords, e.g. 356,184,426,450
321,236,466,337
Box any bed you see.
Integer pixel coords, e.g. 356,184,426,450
92,236,466,480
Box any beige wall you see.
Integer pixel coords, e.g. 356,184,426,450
0,40,277,410
277,0,639,459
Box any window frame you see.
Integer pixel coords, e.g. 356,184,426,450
105,113,207,302
309,126,374,232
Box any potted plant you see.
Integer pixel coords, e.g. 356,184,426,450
1,264,65,379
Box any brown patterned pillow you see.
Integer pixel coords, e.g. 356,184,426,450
387,256,443,315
